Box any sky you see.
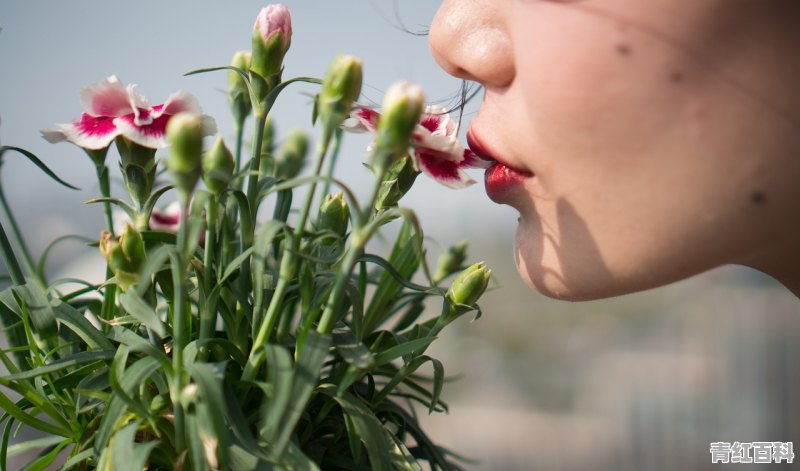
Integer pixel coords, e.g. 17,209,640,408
0,0,521,277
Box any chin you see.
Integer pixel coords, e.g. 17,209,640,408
512,220,665,302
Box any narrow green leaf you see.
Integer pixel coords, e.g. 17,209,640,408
96,356,160,449
61,448,94,470
13,280,59,349
273,331,331,457
5,350,112,381
332,324,374,369
83,197,134,220
110,420,158,471
36,235,94,280
0,389,69,437
118,291,166,337
19,438,70,471
259,344,293,443
52,300,113,350
318,385,394,471
186,362,229,467
0,146,79,190
372,337,436,367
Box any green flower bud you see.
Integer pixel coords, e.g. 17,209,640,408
166,112,205,196
115,136,157,213
100,225,146,292
274,128,309,179
434,240,469,283
373,81,424,171
251,5,292,100
318,55,363,134
203,137,235,195
316,192,349,241
374,155,420,210
228,51,252,125
440,262,491,326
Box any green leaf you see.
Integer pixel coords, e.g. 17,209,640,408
19,438,70,471
273,331,331,457
0,146,79,190
372,337,436,368
12,280,58,350
373,355,445,414
332,324,374,369
61,448,94,470
186,362,230,467
118,291,166,337
4,350,113,381
4,434,64,458
318,385,394,471
0,388,70,437
108,328,171,373
96,356,160,449
259,344,293,443
83,197,135,221
109,420,158,471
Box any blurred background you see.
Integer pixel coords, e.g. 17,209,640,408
1,1,798,470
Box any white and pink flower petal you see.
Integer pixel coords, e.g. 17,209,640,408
126,84,153,126
460,148,494,169
153,90,203,119
48,114,120,150
414,148,476,189
149,202,183,232
79,76,133,118
114,114,170,149
341,107,380,133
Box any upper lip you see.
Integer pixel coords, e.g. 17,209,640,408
467,128,533,175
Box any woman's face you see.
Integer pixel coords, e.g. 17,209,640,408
429,0,800,300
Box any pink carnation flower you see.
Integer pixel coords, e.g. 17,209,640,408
342,105,491,189
42,75,216,150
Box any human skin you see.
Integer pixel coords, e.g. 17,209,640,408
428,0,800,300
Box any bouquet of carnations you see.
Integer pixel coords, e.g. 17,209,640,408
0,5,492,470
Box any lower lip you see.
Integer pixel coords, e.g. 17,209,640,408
485,163,534,203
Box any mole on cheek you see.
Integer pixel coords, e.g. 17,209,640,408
750,190,766,206
616,43,631,56
670,71,684,83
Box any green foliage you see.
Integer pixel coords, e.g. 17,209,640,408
0,9,492,471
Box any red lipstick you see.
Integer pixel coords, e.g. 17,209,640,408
467,131,534,204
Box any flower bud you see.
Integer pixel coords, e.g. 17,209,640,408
442,262,491,325
274,128,309,179
166,112,204,196
373,81,424,169
115,136,157,213
251,5,292,82
228,51,252,125
318,55,363,134
100,225,146,292
434,240,469,283
374,155,420,210
203,137,235,195
316,192,349,241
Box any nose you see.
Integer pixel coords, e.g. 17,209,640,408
429,0,515,88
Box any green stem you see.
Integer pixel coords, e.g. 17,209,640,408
95,164,115,237
319,128,343,206
242,129,334,382
0,218,24,286
233,122,245,180
316,170,385,335
0,184,42,286
199,193,218,360
170,196,190,453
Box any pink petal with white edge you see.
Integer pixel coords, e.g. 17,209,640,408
114,113,170,149
341,107,379,133
461,149,494,169
115,112,217,149
152,90,203,119
52,114,120,150
415,148,476,189
150,202,182,232
126,84,153,126
79,75,134,118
